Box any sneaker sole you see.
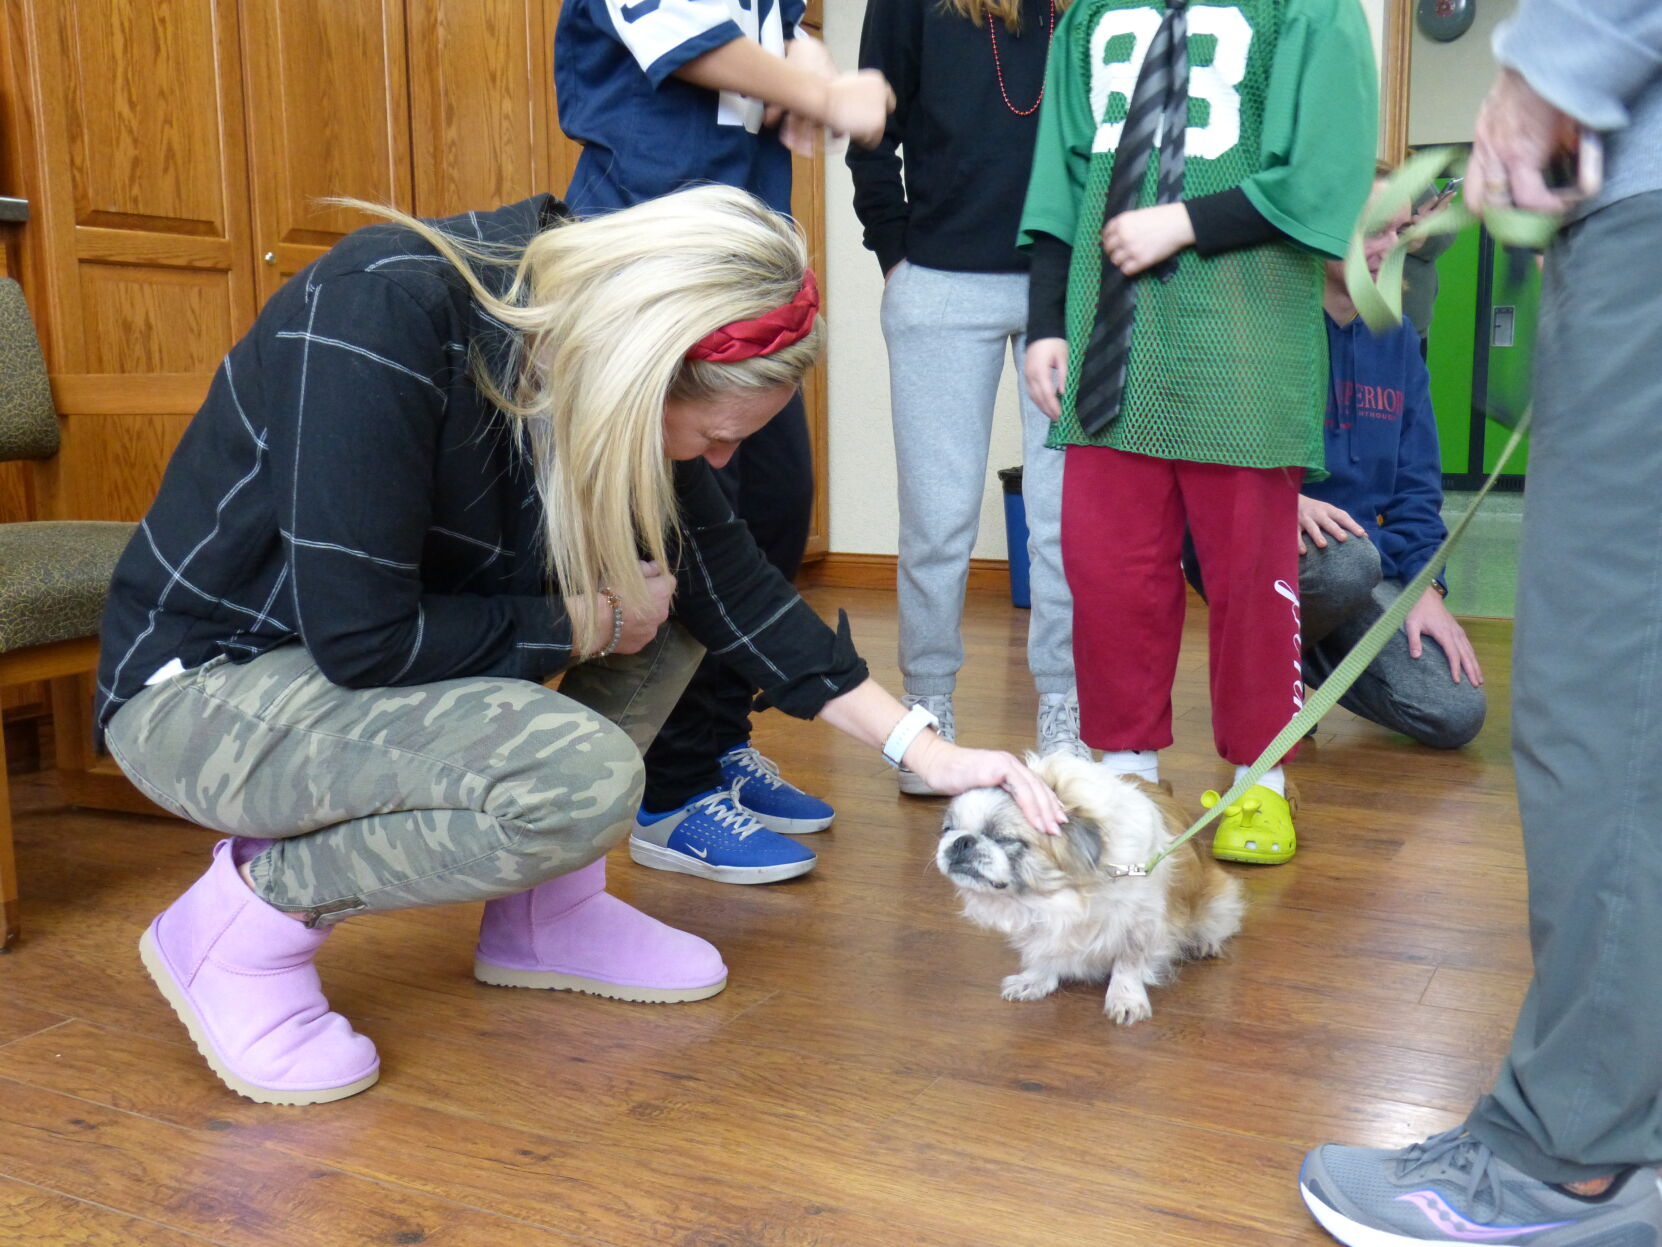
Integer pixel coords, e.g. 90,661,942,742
1299,1180,1420,1247
1212,844,1297,866
139,925,380,1106
740,808,834,835
472,960,727,1003
628,835,816,884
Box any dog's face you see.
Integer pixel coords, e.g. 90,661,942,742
935,786,1104,897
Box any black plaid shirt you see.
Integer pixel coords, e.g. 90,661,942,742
98,196,864,728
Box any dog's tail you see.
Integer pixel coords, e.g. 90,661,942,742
1183,866,1246,959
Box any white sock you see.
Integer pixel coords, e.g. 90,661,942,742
1102,750,1159,782
1238,764,1285,797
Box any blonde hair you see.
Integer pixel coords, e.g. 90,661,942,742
940,0,1073,33
340,186,823,656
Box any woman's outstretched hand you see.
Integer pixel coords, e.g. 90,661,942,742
906,735,1066,835
814,680,1064,833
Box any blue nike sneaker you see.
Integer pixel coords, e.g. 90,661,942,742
718,744,835,834
629,788,817,885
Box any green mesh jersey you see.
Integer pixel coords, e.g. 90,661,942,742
1018,0,1377,473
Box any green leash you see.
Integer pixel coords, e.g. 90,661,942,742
1140,150,1552,875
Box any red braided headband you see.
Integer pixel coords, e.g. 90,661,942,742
686,269,820,363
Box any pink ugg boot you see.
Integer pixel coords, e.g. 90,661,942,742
474,858,727,1003
138,839,380,1105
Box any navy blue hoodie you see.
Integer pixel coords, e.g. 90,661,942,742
1305,314,1446,584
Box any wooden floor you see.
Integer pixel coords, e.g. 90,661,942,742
0,586,1527,1247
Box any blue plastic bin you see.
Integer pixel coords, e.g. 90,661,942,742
997,466,1031,610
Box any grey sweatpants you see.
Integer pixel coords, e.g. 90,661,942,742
1300,537,1486,750
104,626,702,925
1463,193,1662,1182
880,261,1073,697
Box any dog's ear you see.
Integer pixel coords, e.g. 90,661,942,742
1059,815,1104,871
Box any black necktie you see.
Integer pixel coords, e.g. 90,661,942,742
1075,0,1190,437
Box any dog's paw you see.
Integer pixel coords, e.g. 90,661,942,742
1001,971,1059,1002
1104,982,1153,1025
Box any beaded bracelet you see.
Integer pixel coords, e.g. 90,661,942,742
596,588,624,658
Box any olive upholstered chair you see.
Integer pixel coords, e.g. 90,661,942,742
0,276,139,949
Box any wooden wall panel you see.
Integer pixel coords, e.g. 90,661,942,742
1382,0,1412,164
51,0,257,349
15,0,255,521
792,144,828,562
0,214,28,523
242,0,413,303
409,0,549,217
77,266,235,374
64,2,231,235
0,465,30,525
39,414,194,523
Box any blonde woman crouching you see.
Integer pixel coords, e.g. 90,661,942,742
97,185,1064,1106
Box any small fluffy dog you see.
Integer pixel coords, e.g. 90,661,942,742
936,753,1245,1025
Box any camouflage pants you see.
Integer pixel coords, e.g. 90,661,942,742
104,627,704,925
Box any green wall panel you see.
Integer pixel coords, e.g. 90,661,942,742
1426,224,1480,475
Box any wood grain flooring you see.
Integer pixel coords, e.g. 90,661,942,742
0,587,1527,1246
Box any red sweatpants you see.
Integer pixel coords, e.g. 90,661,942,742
1062,446,1304,765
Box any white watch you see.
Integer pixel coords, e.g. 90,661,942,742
882,703,940,768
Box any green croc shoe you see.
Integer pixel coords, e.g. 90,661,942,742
1204,784,1297,865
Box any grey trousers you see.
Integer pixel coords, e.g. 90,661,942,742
880,261,1074,697
104,626,703,925
1463,193,1662,1182
1300,538,1486,749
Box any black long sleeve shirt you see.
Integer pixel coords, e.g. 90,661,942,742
847,0,1055,275
97,196,865,728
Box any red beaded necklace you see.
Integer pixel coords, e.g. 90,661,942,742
988,0,1056,117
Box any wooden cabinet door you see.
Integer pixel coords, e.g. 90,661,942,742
408,0,561,218
10,0,256,520
240,0,414,304
407,0,582,218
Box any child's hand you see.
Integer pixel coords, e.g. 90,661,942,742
824,71,895,149
1296,494,1368,554
1024,338,1069,421
772,35,839,158
1405,589,1484,686
1101,203,1195,276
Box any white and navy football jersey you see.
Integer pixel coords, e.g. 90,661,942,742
555,0,805,213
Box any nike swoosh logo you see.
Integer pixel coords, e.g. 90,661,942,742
687,845,710,859
618,0,661,21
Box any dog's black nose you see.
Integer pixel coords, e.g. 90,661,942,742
946,834,977,863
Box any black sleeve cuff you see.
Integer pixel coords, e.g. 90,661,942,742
1187,188,1286,256
753,610,871,719
872,230,908,276
1026,232,1072,343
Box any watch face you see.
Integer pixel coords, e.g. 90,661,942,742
1417,0,1476,42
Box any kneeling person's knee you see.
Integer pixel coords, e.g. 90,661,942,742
484,700,646,865
1304,537,1382,604
1419,691,1487,750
